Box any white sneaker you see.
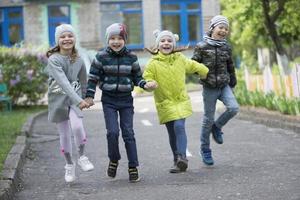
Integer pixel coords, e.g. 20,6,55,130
78,156,94,172
64,164,76,183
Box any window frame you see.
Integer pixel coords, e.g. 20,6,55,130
100,1,144,49
161,0,203,46
47,4,71,46
0,7,24,47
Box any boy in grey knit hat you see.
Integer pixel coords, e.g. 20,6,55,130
86,22,156,183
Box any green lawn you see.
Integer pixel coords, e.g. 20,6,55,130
0,106,46,171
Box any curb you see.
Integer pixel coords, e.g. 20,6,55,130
0,110,47,200
237,106,300,134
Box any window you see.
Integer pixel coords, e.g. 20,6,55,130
161,0,202,46
0,7,24,47
100,1,143,49
48,5,70,46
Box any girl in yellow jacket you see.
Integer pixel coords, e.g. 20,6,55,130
143,30,208,173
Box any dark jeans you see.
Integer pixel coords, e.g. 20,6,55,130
102,95,139,167
165,119,187,161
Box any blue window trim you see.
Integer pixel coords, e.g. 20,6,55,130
0,7,24,47
100,1,144,49
161,0,203,46
48,5,71,46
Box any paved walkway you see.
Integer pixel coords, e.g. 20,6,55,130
15,92,300,200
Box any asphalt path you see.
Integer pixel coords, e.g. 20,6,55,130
15,91,300,200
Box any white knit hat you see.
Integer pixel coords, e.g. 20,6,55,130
153,29,179,48
209,15,229,31
55,24,75,44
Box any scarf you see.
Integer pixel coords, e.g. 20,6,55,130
204,35,227,47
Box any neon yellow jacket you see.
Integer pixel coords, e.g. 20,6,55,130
143,52,208,124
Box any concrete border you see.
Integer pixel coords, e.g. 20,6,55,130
0,110,47,200
237,106,300,134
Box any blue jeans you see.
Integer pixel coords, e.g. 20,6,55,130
102,95,139,167
201,85,239,150
165,119,187,161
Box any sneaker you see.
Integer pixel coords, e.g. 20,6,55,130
64,164,76,183
212,124,223,144
78,155,94,172
107,161,118,178
169,163,181,173
200,149,214,165
176,156,188,172
128,167,140,183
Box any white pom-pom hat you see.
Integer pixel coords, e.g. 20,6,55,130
153,29,179,48
55,24,76,45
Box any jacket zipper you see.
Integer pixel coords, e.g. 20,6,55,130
116,56,120,92
214,47,218,88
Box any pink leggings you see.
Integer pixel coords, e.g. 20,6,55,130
56,108,87,154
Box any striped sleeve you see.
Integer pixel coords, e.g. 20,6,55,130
86,56,103,98
132,60,146,89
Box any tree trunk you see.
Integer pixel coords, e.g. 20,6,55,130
262,0,290,75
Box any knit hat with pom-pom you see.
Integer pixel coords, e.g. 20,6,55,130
153,30,179,48
55,24,76,45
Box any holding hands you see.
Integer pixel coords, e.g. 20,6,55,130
79,98,95,110
85,97,95,107
144,80,158,90
78,100,90,110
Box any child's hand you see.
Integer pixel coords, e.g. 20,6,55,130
84,97,95,107
144,81,158,90
79,100,90,110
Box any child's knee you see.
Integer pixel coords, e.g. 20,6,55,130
228,106,239,116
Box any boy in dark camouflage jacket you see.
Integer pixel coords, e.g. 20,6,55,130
192,15,239,166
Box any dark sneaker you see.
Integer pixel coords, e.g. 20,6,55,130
200,149,214,165
169,163,181,173
107,161,118,178
176,156,188,172
128,167,140,183
212,124,224,144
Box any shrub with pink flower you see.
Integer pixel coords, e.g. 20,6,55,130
0,46,48,105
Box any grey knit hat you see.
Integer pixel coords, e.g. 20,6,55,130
55,24,75,44
153,29,179,48
105,23,128,43
209,15,229,31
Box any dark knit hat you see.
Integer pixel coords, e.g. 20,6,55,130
209,15,229,31
105,23,128,43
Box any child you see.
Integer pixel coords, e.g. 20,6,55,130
143,30,208,173
46,24,94,183
192,15,239,165
85,23,156,182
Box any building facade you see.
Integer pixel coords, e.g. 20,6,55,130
0,0,220,50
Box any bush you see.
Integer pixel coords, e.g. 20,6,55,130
0,46,48,105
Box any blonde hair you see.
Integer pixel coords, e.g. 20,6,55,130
46,45,78,63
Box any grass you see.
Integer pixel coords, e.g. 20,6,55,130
0,105,46,171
